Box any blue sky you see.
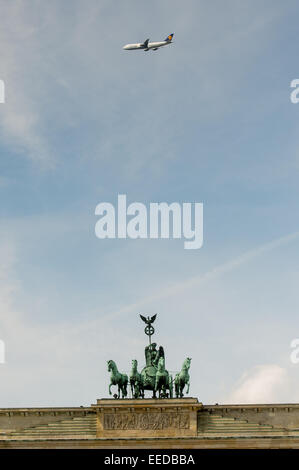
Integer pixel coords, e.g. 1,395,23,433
1,0,299,406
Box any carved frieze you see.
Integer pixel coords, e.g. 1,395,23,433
103,412,190,430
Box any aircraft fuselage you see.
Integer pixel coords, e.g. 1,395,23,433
123,41,171,51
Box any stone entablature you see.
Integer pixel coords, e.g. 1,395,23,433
1,401,299,447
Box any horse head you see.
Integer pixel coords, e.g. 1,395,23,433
131,359,137,369
107,359,115,372
182,357,191,371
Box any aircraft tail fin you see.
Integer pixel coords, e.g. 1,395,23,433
165,33,174,42
142,39,149,48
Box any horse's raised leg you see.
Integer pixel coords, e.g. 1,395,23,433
109,383,112,395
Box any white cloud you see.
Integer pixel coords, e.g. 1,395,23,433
227,365,290,404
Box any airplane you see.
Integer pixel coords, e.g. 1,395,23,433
123,33,174,52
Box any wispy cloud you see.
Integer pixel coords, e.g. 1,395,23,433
0,2,52,164
97,230,299,323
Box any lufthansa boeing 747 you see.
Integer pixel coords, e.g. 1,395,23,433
123,33,174,51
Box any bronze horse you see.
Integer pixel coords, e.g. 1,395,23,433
107,360,128,398
175,357,191,398
129,359,144,398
